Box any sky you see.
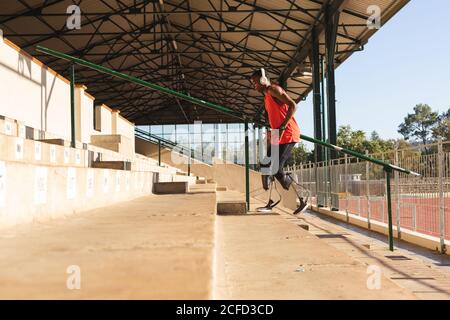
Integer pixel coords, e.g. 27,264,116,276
294,0,450,146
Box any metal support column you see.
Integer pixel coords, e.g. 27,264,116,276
385,168,394,251
188,124,191,176
320,55,327,159
252,124,257,170
312,27,323,163
244,122,250,210
224,124,228,162
158,140,161,166
345,154,349,221
438,140,447,254
394,148,401,239
214,123,219,162
318,55,328,208
325,6,340,210
69,63,76,148
365,150,371,229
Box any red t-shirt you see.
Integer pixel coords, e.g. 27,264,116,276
264,89,300,145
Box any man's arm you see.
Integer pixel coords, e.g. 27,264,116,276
267,85,297,129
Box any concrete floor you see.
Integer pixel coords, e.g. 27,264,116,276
0,192,215,299
2,188,447,299
296,210,450,299
213,200,416,300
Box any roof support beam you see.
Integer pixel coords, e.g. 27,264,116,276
278,0,346,87
311,27,323,163
325,3,341,210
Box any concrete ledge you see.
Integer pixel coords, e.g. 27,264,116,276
0,161,154,227
311,205,450,255
91,134,123,144
92,161,131,170
153,182,187,194
90,134,133,157
217,201,247,215
37,139,70,147
216,190,247,215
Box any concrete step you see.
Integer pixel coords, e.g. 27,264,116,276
216,190,247,215
153,181,188,194
172,175,197,184
37,139,69,147
189,183,217,194
92,161,132,170
216,186,227,191
0,192,215,299
214,198,417,299
0,160,154,227
0,131,187,177
90,134,133,158
0,132,87,167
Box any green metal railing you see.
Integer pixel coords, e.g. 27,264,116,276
36,45,420,251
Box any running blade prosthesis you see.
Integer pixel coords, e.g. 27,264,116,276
256,176,281,213
291,178,310,215
256,175,311,214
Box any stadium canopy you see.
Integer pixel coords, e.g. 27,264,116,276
0,0,408,125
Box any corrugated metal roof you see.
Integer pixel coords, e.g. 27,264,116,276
0,0,410,125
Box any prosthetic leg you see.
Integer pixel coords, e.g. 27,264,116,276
287,173,311,215
256,175,281,213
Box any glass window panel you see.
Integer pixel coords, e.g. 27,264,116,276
163,125,175,134
151,125,163,135
228,123,239,132
219,123,227,133
202,133,215,143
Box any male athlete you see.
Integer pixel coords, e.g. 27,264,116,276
251,69,308,214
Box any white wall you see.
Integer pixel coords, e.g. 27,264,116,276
0,37,71,140
94,104,112,135
112,111,135,151
75,85,95,144
0,37,136,151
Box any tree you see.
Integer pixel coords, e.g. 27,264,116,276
398,104,439,145
432,108,450,141
370,131,380,141
337,125,367,154
336,126,396,156
286,143,313,166
365,138,395,155
395,139,420,157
